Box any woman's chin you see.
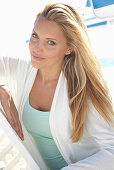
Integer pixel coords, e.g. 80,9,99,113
31,61,41,69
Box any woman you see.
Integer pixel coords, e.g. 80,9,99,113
0,3,114,170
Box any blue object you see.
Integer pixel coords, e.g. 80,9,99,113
87,21,107,28
86,0,91,7
91,0,114,9
84,16,96,21
26,40,29,43
99,58,114,67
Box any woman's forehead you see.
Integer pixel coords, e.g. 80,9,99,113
34,17,67,41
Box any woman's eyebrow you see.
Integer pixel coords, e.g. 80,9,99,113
32,29,57,41
32,29,37,33
46,37,57,41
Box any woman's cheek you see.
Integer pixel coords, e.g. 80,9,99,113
29,40,35,54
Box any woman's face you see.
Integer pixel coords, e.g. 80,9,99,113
29,16,72,69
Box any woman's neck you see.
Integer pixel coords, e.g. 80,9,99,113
37,68,61,84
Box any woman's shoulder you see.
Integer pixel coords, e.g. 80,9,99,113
1,55,30,63
0,55,33,83
0,55,31,69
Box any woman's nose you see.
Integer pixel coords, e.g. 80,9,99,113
33,41,43,52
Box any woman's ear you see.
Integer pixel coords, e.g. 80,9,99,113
65,47,73,55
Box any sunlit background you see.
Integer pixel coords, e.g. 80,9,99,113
0,0,114,100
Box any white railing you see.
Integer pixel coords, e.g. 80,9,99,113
0,126,31,170
0,109,40,170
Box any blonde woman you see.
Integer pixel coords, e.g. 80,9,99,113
0,3,114,170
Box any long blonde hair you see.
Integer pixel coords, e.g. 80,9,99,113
36,3,114,142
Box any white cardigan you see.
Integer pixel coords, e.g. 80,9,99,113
0,56,114,170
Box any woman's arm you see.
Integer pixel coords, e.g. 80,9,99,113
0,56,25,140
61,149,114,170
0,85,24,140
0,56,20,85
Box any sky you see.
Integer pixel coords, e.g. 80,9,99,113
0,0,87,57
0,0,114,98
0,0,114,59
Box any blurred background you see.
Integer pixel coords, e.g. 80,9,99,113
0,0,114,60
0,0,114,98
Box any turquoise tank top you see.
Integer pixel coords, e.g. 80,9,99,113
22,97,68,170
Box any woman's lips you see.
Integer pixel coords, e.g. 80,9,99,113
32,55,45,61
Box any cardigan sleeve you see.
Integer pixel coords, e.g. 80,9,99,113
61,102,114,170
0,55,30,87
0,56,20,85
0,55,31,105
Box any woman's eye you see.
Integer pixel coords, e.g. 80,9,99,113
32,33,38,38
48,40,56,45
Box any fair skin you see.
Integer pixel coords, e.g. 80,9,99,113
29,16,72,111
0,16,72,139
0,85,24,140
